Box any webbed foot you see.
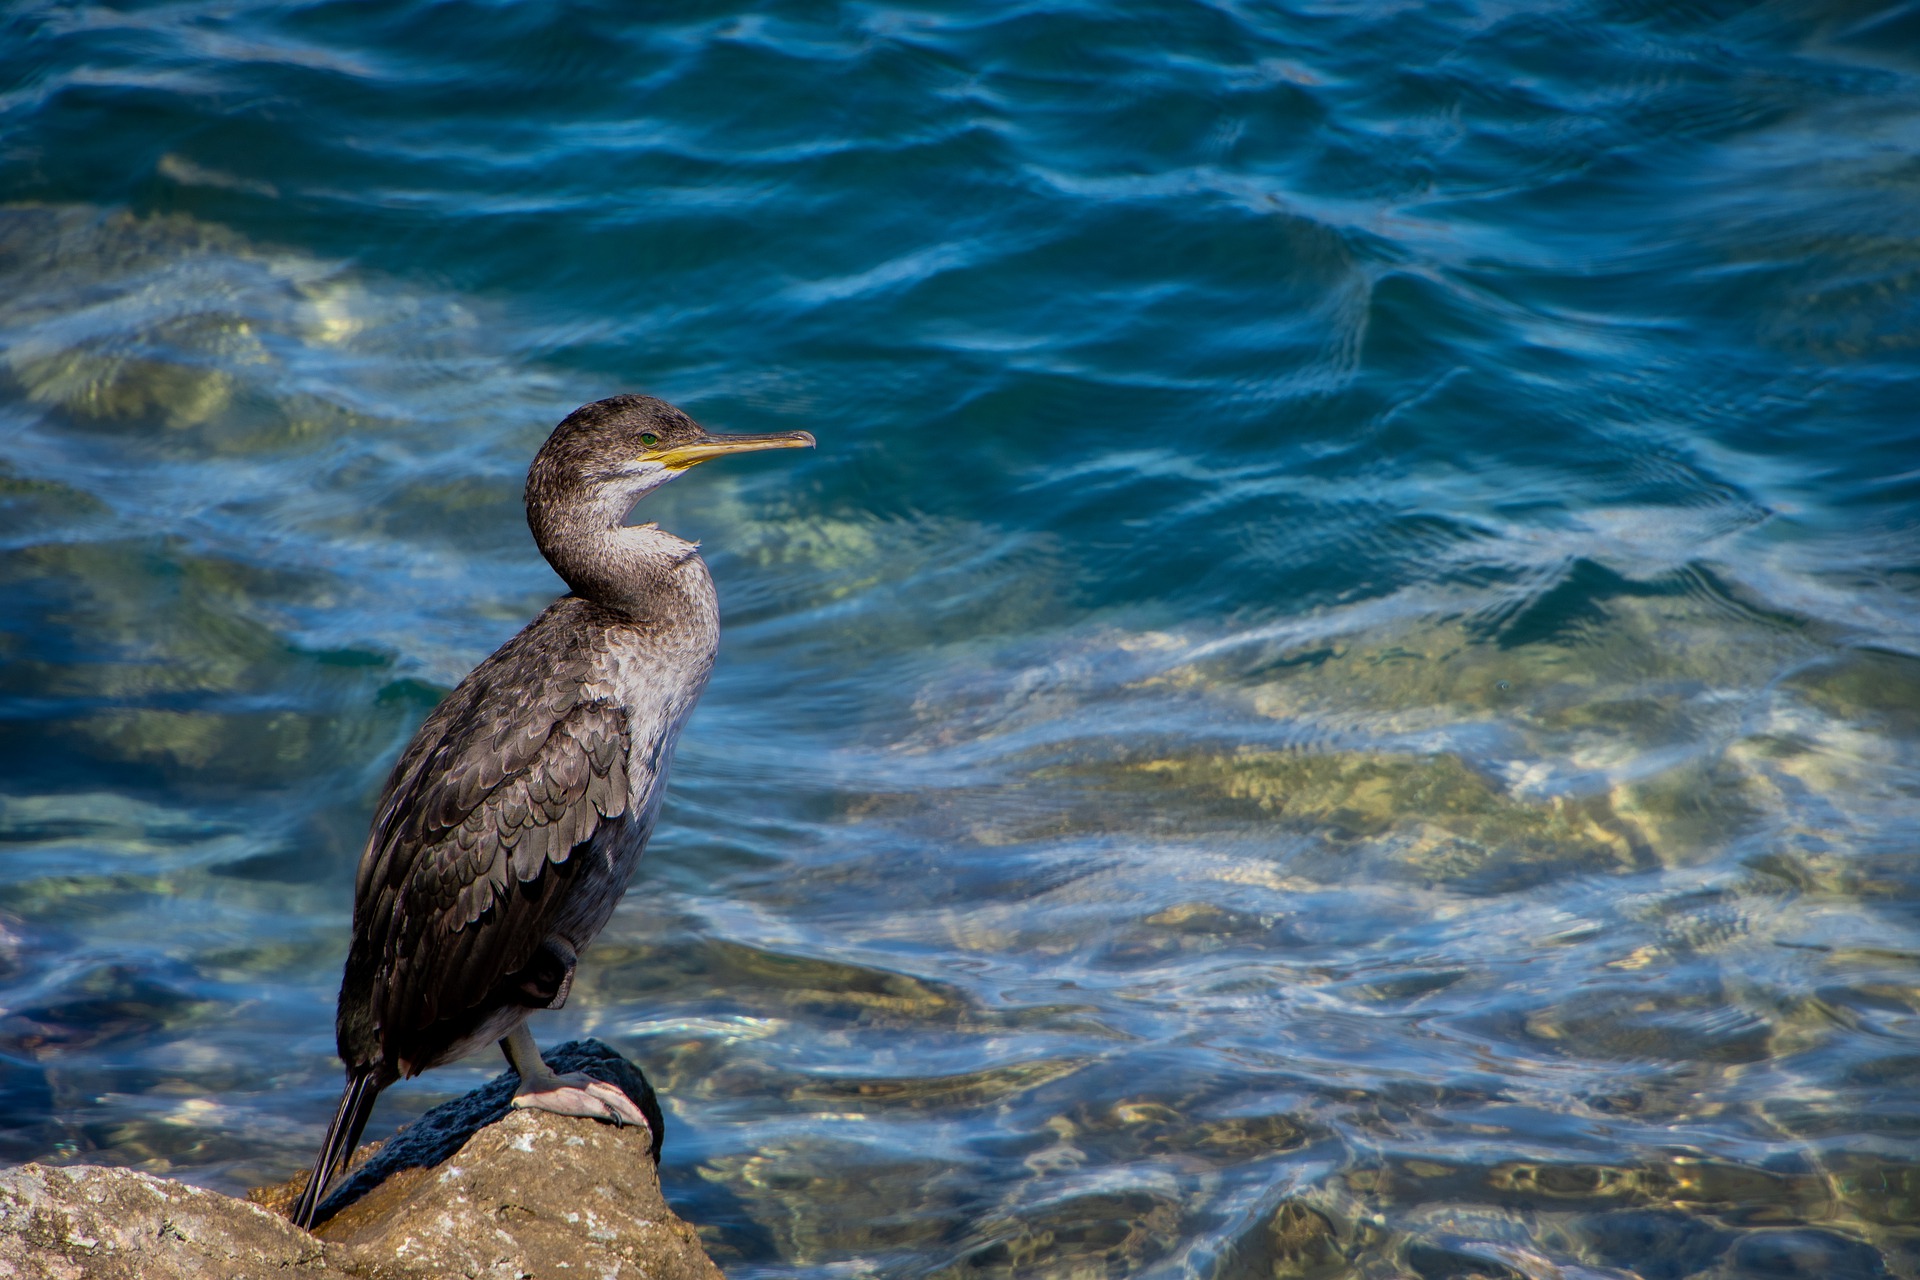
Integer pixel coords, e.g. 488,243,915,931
511,1070,651,1131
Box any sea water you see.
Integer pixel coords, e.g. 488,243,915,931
1,4,1917,1277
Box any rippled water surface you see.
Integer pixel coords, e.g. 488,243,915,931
3,3,1919,1277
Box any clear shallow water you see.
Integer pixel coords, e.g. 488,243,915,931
2,2,1918,1277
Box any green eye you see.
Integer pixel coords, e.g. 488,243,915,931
640,433,659,447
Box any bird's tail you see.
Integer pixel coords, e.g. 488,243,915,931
289,1068,381,1230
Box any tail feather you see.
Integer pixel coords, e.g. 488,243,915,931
290,1069,381,1230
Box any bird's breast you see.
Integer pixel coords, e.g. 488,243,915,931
590,571,719,817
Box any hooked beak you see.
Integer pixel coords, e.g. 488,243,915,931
651,429,816,471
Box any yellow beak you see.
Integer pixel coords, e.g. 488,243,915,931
651,430,816,471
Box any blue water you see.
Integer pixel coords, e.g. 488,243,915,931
3,3,1918,1276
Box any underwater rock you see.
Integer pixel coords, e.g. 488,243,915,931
1213,1198,1347,1279
0,1038,720,1279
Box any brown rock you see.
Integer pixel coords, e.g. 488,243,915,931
0,1161,328,1279
322,1108,721,1280
0,1039,720,1279
255,1038,667,1231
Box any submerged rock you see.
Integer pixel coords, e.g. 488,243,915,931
0,1038,720,1279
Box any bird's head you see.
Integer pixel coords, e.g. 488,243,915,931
527,394,815,535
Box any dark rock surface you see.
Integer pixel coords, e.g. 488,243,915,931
0,1038,718,1280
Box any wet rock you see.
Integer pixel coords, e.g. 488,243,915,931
1214,1198,1346,1279
1725,1228,1891,1280
0,1038,720,1279
943,1189,1188,1280
1572,1208,1731,1280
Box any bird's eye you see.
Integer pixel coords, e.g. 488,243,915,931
640,433,659,447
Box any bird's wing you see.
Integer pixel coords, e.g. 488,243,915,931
350,603,641,1055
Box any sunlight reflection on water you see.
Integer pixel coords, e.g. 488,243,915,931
3,2,1919,1277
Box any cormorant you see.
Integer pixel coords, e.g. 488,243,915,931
290,395,813,1229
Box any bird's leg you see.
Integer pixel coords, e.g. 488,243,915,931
500,1024,651,1131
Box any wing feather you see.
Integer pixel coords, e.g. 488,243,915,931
511,813,549,884
345,601,649,1070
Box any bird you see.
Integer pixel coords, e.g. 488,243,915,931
289,394,814,1230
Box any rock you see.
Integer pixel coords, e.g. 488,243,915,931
0,1162,328,1279
282,1038,667,1228
320,1108,719,1280
0,1038,720,1280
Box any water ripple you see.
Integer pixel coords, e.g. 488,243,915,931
2,2,1919,1277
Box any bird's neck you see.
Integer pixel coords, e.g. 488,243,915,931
532,508,708,622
